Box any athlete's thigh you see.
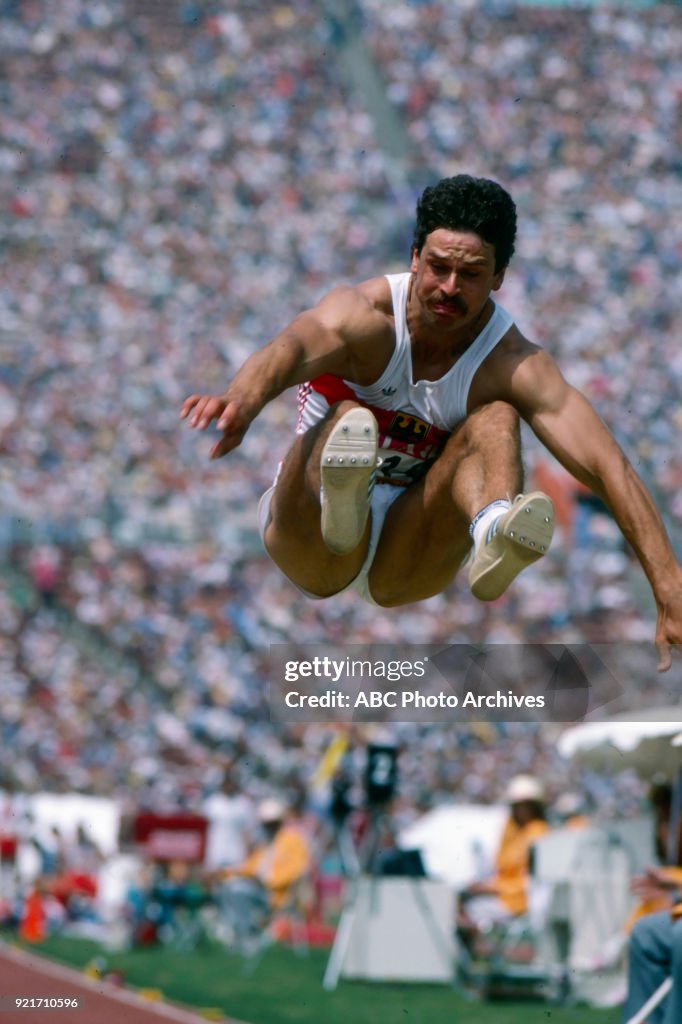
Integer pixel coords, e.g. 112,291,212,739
367,481,472,606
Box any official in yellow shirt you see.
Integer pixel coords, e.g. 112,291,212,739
221,798,311,910
460,774,549,927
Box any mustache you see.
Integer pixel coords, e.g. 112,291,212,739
435,294,467,312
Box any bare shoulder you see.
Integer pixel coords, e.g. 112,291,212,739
490,324,542,364
314,277,395,345
356,275,395,314
470,324,564,408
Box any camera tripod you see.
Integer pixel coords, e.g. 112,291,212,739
322,803,454,991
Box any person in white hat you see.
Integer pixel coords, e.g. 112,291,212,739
216,796,311,912
459,774,549,934
503,774,545,807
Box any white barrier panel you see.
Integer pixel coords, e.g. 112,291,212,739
339,877,455,983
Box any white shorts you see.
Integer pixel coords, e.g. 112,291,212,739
461,894,514,931
257,467,405,605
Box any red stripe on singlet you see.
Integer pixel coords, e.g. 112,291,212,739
309,375,450,460
310,374,358,404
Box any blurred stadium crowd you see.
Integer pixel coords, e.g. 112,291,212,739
1,0,681,830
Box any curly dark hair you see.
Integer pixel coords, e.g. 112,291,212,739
412,175,517,272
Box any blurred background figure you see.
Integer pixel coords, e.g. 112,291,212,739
211,796,314,953
202,766,257,873
49,823,104,925
221,797,313,912
625,778,682,931
459,774,549,937
552,791,591,831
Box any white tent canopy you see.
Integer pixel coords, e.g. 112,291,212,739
558,708,682,777
398,802,507,888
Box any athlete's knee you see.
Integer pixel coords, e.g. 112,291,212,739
440,402,517,458
433,404,519,478
464,401,520,443
323,399,363,423
367,585,407,609
290,399,364,484
297,401,363,457
365,564,407,607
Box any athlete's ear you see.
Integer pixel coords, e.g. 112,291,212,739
410,246,421,273
492,266,506,291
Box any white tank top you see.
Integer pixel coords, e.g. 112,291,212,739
297,271,514,484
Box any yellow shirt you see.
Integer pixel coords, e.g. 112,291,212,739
233,825,311,909
494,817,550,915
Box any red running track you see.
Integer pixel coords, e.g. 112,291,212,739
0,943,250,1024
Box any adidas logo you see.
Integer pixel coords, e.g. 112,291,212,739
382,386,397,396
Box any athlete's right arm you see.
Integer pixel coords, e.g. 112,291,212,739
180,282,391,459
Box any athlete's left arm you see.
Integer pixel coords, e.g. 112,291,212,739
495,342,682,671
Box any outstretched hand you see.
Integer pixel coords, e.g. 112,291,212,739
180,393,254,459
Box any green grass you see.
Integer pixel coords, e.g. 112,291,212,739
13,934,623,1024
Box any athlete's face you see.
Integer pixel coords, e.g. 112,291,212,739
410,229,506,329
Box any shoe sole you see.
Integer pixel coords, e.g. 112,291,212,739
320,408,378,555
469,492,555,601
